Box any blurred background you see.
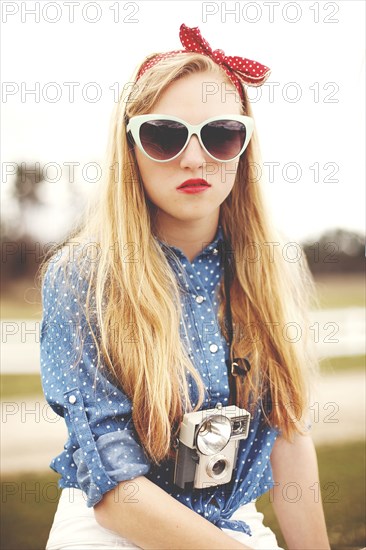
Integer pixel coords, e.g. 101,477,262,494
1,1,365,549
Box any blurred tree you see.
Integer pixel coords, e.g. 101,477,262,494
3,161,46,239
1,162,46,289
12,162,45,208
303,229,365,274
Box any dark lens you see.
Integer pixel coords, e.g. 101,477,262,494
232,420,245,435
139,120,188,160
212,459,227,476
201,120,246,161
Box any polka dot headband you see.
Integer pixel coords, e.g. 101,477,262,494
135,23,271,100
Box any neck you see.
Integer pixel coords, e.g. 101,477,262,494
155,213,220,263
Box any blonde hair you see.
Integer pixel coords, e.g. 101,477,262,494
39,52,319,464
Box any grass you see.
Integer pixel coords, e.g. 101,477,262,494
1,281,42,320
0,298,42,320
257,441,365,549
1,374,43,398
1,442,364,550
314,274,365,310
319,354,365,373
0,471,61,550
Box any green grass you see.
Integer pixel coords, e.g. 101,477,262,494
314,274,365,309
0,471,61,550
319,354,365,373
1,442,364,550
0,298,42,320
1,282,42,320
257,441,365,549
1,374,43,398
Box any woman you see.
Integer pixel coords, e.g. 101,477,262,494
40,24,330,550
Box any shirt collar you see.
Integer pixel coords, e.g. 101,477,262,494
155,224,225,262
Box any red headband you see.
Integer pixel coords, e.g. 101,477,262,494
135,23,271,100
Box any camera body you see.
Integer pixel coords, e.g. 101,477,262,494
173,402,250,490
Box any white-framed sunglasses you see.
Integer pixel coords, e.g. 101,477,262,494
126,114,254,163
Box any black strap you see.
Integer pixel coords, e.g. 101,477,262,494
219,239,251,405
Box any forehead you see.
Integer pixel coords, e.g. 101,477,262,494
150,70,243,122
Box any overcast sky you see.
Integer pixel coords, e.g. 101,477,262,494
1,0,365,242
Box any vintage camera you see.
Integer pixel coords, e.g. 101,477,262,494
173,402,250,490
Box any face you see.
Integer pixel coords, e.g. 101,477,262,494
133,70,243,233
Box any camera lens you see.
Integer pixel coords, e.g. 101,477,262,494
206,455,229,479
212,459,226,476
232,419,246,435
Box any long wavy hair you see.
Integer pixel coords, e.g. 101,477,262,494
39,52,319,464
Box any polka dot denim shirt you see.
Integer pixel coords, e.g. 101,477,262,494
40,224,279,536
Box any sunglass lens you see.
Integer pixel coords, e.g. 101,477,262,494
201,120,247,160
140,120,188,160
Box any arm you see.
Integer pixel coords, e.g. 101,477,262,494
270,433,330,549
94,475,253,550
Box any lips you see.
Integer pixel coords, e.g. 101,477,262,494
177,179,211,189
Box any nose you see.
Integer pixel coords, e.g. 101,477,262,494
179,134,207,169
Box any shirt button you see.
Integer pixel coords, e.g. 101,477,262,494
209,344,219,353
195,295,205,304
68,395,77,404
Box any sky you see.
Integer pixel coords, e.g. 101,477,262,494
1,0,365,242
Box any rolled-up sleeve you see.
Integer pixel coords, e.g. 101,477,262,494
40,257,151,507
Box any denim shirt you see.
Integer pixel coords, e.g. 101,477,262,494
40,224,279,536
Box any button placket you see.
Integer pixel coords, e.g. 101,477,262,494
166,237,225,407
181,263,214,404
205,274,229,402
194,300,213,404
197,252,227,406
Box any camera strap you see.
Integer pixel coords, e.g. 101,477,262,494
219,239,251,405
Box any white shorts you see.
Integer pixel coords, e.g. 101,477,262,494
46,488,283,550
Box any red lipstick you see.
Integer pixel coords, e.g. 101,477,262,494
176,179,211,194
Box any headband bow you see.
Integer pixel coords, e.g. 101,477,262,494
136,23,271,100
